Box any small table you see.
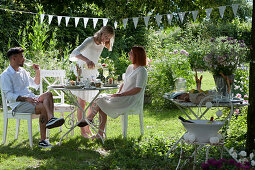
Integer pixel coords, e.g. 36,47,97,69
49,85,118,144
163,94,248,169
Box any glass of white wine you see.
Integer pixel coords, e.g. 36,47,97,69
24,59,33,67
103,68,109,84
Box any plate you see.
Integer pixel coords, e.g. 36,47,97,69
103,84,118,87
64,85,83,89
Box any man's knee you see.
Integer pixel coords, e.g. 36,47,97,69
46,92,53,98
35,103,45,114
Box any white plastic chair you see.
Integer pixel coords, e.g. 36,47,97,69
119,87,145,138
40,70,76,136
1,77,39,147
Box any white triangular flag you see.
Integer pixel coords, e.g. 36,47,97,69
167,14,173,25
155,15,162,27
74,17,80,27
205,8,213,19
57,16,62,26
191,11,198,21
218,6,226,19
103,18,108,26
123,18,128,29
143,16,150,28
133,17,139,28
93,18,99,29
65,17,70,27
40,14,45,24
178,12,186,23
114,21,118,29
83,18,89,28
48,15,53,25
232,4,239,17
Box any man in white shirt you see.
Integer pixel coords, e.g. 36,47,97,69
1,47,65,148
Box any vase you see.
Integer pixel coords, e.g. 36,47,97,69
213,75,235,98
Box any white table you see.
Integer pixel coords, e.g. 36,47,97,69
49,85,118,144
163,94,248,169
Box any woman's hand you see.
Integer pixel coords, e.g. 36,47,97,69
111,93,123,97
85,59,95,69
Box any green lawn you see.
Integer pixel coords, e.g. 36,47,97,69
0,72,242,169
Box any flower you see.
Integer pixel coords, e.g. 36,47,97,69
239,151,247,157
204,37,249,76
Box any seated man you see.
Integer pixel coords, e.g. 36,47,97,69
1,47,65,148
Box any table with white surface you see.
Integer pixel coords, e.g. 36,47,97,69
49,85,118,144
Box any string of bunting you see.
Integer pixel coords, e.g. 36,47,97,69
0,4,241,29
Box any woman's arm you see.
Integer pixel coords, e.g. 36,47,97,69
76,54,95,68
111,87,141,97
117,83,124,93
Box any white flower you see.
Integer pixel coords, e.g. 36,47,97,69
206,102,213,108
239,151,247,157
232,152,238,159
251,160,255,166
250,153,254,160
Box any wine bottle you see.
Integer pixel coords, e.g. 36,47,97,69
178,116,194,123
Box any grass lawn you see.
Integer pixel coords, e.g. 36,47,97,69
1,71,241,169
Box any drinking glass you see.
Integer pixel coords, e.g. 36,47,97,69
103,68,109,84
24,59,33,67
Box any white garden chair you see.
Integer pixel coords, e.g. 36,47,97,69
1,77,39,147
40,70,76,136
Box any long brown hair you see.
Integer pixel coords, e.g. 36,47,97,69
132,46,147,66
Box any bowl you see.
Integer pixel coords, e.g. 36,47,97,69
182,120,225,143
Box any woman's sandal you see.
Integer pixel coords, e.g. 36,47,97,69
77,119,92,127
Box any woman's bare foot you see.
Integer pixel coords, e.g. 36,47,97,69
84,126,93,136
81,132,91,138
90,134,104,140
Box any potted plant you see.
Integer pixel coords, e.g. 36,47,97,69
203,37,249,97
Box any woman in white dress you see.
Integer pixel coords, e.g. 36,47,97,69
69,26,115,137
82,46,148,139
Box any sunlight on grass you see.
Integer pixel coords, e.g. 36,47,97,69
0,72,231,169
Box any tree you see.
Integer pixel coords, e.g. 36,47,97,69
246,0,255,153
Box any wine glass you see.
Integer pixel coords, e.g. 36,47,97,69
24,59,33,67
103,68,109,84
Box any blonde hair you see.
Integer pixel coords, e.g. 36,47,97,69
94,26,115,43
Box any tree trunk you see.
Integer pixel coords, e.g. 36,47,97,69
246,0,255,153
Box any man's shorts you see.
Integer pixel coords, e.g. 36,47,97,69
13,102,36,114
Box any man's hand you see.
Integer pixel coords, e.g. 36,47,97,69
26,97,39,105
16,96,39,105
32,64,40,71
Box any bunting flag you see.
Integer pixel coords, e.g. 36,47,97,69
218,6,226,18
74,17,80,27
167,14,173,25
232,4,239,17
155,15,162,27
143,16,150,28
48,15,53,25
192,11,198,21
123,18,128,29
0,3,244,29
40,14,45,24
133,17,139,28
93,18,98,28
65,17,70,27
178,12,186,23
205,8,213,19
83,18,89,28
114,21,118,29
103,18,108,26
57,16,62,26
